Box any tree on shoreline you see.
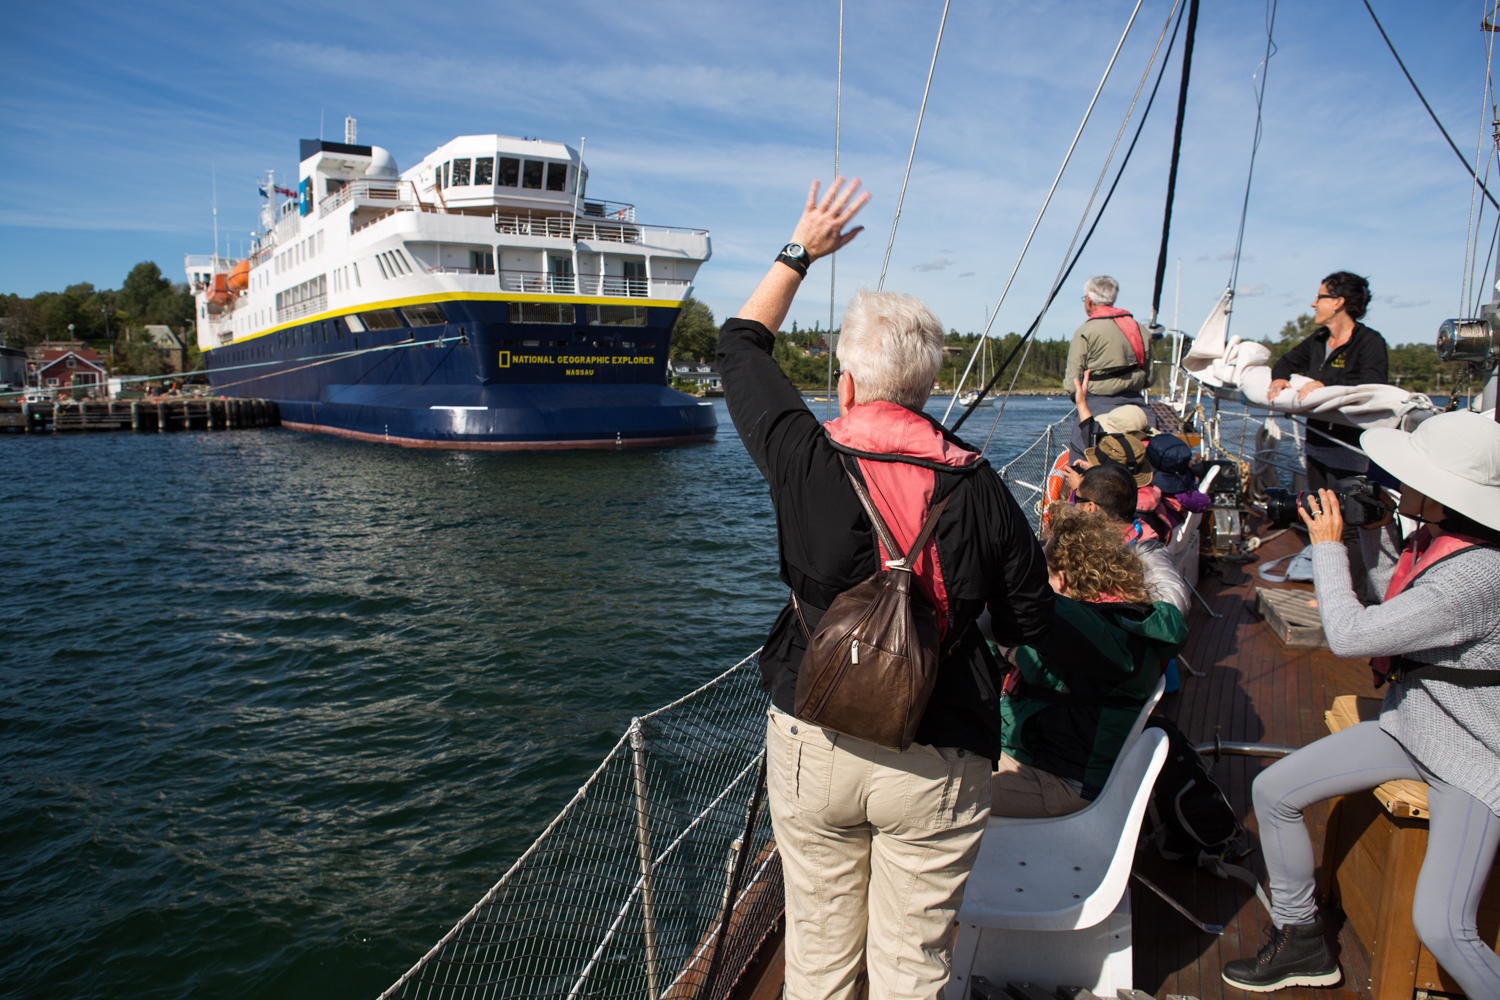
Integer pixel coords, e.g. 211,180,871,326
1,262,194,351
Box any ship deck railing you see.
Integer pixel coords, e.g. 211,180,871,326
497,270,689,299
319,179,404,218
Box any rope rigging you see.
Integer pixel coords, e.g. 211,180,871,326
1461,1,1500,316
941,0,1148,424
825,0,844,421
1221,0,1278,346
1361,0,1500,212
951,0,1185,435
877,0,952,292
1150,0,1201,329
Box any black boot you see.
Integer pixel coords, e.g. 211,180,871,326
1222,916,1341,991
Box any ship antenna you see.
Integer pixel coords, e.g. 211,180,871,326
212,166,218,265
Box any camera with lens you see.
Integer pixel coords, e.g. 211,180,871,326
1264,475,1389,528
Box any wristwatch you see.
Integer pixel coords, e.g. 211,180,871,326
776,243,810,278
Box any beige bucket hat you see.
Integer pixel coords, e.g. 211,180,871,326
1361,411,1500,531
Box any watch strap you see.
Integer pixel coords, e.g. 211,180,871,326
776,249,809,278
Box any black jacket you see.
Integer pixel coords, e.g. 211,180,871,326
1270,323,1389,447
718,317,1054,759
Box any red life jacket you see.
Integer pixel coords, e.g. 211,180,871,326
1089,306,1147,368
1371,528,1490,687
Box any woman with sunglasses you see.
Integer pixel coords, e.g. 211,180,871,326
1265,272,1389,598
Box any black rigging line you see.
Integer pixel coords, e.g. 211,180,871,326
952,4,1185,434
1362,0,1500,211
1151,0,1200,328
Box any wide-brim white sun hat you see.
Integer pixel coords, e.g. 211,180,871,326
1362,411,1500,531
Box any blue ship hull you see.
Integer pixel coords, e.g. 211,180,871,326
202,297,717,449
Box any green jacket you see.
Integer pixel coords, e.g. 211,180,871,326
1063,315,1153,396
1000,595,1187,792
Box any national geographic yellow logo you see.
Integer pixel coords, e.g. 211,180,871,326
498,351,509,368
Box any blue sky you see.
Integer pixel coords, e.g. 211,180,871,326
2,1,1497,348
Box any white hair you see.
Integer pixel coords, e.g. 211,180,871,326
835,289,945,410
1084,275,1119,306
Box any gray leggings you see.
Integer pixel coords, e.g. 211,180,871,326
1253,721,1500,1000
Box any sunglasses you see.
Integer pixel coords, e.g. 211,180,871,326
1069,491,1097,507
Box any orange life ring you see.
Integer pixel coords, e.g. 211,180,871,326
1039,449,1071,528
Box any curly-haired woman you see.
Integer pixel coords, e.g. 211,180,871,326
1267,271,1390,598
991,504,1187,817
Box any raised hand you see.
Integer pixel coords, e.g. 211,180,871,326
789,177,871,262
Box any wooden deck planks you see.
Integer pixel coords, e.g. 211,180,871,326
1141,527,1379,1000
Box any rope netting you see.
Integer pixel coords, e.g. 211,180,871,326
993,410,1076,534
380,653,778,1000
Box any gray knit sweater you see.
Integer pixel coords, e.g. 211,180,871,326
1311,527,1500,815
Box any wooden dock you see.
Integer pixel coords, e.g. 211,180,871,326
0,397,280,434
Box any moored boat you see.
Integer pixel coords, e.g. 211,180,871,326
184,125,717,449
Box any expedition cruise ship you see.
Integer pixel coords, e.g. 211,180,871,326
184,123,716,448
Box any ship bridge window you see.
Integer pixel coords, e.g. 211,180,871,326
546,163,568,192
475,157,494,186
508,302,571,324
522,160,544,190
402,304,446,327
451,158,471,187
498,157,519,187
440,161,449,188
362,309,404,330
587,305,647,327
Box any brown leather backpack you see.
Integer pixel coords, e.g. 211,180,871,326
792,462,949,751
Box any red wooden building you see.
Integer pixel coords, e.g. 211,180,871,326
32,348,107,394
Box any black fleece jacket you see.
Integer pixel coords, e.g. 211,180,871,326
1270,322,1389,447
718,317,1054,759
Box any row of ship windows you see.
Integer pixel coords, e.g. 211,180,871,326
275,232,325,275
437,157,577,195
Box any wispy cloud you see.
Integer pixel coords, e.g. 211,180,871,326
913,257,955,272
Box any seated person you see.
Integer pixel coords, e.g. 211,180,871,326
1076,464,1190,617
1067,374,1179,540
1146,432,1211,518
1096,402,1151,441
1222,410,1500,994
992,504,1188,818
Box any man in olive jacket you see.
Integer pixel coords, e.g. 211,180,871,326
1064,275,1154,463
718,177,1054,1000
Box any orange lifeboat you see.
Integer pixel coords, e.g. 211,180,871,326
206,273,232,314
227,259,250,292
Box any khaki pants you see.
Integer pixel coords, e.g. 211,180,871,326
989,753,1089,818
765,709,992,1000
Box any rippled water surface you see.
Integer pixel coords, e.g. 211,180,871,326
0,395,1072,1000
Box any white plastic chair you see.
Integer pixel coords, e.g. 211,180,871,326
952,681,1171,996
1167,463,1219,585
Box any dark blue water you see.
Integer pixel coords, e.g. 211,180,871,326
0,396,1072,1000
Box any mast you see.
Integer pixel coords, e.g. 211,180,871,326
1149,0,1199,330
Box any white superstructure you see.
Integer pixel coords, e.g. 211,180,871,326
186,128,711,353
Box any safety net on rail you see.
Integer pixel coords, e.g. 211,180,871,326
380,652,778,1000
992,410,1076,535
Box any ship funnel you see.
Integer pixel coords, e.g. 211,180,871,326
365,146,398,179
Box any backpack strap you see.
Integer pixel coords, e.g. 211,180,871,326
840,461,950,570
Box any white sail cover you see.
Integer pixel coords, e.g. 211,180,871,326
1181,289,1271,388
1177,288,1436,431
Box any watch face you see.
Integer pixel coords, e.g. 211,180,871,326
785,243,807,260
